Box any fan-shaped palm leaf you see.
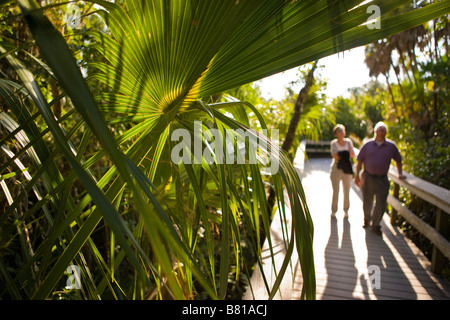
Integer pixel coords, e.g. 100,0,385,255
1,0,448,300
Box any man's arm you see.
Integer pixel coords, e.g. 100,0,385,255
396,161,406,180
393,145,406,180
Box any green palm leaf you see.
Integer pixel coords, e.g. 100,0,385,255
1,0,448,300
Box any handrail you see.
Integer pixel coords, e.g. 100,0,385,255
303,139,330,155
304,139,331,146
303,139,450,274
387,166,450,273
388,166,450,214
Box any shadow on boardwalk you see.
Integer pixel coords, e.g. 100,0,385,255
293,158,450,300
322,218,359,299
244,156,450,300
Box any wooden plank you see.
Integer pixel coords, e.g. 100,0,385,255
242,189,297,300
296,158,450,300
305,147,330,153
305,139,331,146
244,156,450,300
388,166,450,214
391,183,400,225
432,209,448,274
388,195,450,260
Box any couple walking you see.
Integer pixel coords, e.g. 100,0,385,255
329,122,405,235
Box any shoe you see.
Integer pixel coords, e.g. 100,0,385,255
372,226,382,236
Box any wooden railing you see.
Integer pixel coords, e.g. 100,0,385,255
387,167,450,274
302,139,450,274
303,139,330,156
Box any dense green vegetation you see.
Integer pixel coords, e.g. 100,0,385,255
1,0,448,300
251,17,450,277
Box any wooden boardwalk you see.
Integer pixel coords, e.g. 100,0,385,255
245,155,450,300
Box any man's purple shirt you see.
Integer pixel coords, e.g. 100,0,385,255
357,139,402,176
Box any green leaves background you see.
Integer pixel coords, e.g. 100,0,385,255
1,0,448,299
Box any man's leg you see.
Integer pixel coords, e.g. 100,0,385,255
362,172,374,227
371,176,390,230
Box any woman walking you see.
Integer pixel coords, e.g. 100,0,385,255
330,124,355,218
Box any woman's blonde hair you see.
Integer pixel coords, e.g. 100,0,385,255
332,124,345,136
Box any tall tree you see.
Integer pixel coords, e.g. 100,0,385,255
281,61,318,154
268,61,318,214
365,40,397,109
2,0,449,300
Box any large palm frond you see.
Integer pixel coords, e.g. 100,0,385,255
1,0,448,300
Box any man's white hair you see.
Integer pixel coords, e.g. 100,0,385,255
374,121,388,132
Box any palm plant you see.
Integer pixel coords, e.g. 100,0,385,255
1,0,449,300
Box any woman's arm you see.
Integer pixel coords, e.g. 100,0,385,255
354,160,363,186
348,139,355,158
330,140,340,161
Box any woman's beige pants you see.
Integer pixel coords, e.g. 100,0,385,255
330,164,352,213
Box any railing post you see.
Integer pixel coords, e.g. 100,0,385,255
431,208,448,274
390,183,400,226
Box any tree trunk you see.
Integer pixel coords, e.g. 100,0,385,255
280,60,318,153
384,72,397,110
268,61,318,214
391,62,406,107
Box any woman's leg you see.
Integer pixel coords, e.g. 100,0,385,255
342,173,352,216
330,165,340,215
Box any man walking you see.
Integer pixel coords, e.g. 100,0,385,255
355,122,406,235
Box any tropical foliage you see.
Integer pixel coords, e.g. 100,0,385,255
310,13,450,277
1,0,449,300
365,14,450,277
